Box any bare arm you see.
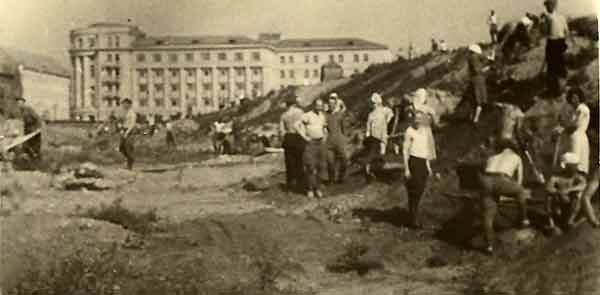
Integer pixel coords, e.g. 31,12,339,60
294,119,309,141
516,158,524,185
403,130,412,177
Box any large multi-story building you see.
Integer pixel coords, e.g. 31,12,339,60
69,23,391,121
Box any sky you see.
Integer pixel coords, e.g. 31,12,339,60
0,0,597,67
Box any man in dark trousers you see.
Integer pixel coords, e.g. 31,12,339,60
326,94,349,184
541,0,572,96
15,97,43,162
119,98,137,170
279,96,305,192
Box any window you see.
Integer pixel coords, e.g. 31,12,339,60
236,82,245,90
90,65,95,78
203,83,211,91
218,53,227,61
140,99,148,107
139,70,147,78
329,55,334,62
77,38,83,48
219,83,227,91
338,54,344,63
155,84,163,91
236,68,244,76
186,69,194,77
313,55,319,63
115,54,120,63
170,69,178,77
139,85,148,92
169,53,178,62
288,56,294,63
153,53,162,62
280,70,285,79
253,68,261,76
305,55,310,63
220,69,227,76
106,54,112,62
363,54,369,62
280,56,285,64
289,70,295,78
155,99,164,106
115,68,120,78
235,52,243,61
171,100,178,107
137,53,146,62
203,97,212,106
313,69,319,78
304,69,309,78
108,36,113,47
88,38,95,48
171,84,178,92
185,53,194,62
187,83,195,91
252,52,261,61
354,54,360,62
115,36,120,48
204,69,211,77
201,52,210,61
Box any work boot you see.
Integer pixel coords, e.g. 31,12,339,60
306,191,315,199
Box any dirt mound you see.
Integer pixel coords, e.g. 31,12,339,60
479,224,600,295
0,214,130,291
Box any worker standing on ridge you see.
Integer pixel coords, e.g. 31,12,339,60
326,93,349,184
280,96,305,193
119,98,137,170
15,96,43,163
403,90,437,229
545,152,588,233
467,44,493,124
540,0,571,96
488,10,499,44
479,138,531,255
165,119,177,151
296,98,328,199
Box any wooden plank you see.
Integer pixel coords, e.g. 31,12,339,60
2,129,41,152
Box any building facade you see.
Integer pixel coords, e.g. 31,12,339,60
0,47,70,121
69,23,392,121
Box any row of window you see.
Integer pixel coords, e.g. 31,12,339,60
74,35,120,49
136,51,262,63
280,69,320,79
139,82,262,93
137,67,263,79
280,53,369,64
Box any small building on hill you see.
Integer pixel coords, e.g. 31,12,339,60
321,61,344,82
0,47,70,121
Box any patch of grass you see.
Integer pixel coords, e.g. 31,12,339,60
9,244,129,295
80,198,158,235
326,240,383,276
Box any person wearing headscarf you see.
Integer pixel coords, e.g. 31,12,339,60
467,44,491,123
403,89,437,229
363,93,394,181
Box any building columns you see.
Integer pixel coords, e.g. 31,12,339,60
245,67,251,99
179,68,185,115
228,67,234,105
211,67,218,109
195,68,201,113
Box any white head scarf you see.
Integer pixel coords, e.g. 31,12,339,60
371,93,382,105
468,44,483,55
560,152,579,169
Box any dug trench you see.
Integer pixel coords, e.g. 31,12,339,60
3,154,579,295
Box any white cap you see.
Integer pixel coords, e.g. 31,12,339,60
468,44,482,55
520,16,533,26
560,152,579,168
330,92,339,98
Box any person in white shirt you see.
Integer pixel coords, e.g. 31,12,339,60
119,98,137,170
403,106,437,229
541,0,571,95
295,99,328,198
280,96,306,192
488,10,499,44
479,138,531,254
364,93,394,181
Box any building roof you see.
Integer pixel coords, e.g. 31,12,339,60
0,47,70,78
132,35,260,48
271,38,388,51
89,22,137,28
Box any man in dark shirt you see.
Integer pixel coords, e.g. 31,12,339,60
467,44,491,124
15,97,43,161
326,95,349,184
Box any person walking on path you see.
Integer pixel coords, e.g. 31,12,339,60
467,44,493,124
325,94,349,184
488,10,499,44
165,119,177,151
540,0,572,96
479,138,531,255
119,98,137,170
296,98,328,198
280,96,306,193
402,95,437,229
